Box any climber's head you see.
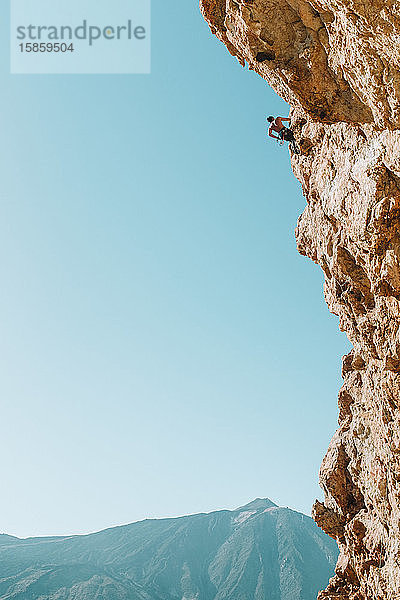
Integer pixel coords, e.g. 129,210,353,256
267,116,274,123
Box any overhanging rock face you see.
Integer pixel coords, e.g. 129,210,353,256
200,1,400,599
201,0,400,126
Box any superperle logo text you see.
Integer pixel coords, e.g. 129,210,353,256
16,20,147,46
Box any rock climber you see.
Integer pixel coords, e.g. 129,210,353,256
267,116,298,153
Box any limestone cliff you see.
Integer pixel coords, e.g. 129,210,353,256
200,2,400,599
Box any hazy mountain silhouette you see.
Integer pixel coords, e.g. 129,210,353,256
0,499,338,599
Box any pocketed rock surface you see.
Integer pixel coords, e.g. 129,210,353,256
200,1,400,599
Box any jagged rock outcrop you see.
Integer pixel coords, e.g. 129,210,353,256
200,2,400,599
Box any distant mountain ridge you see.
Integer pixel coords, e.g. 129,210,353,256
0,499,338,600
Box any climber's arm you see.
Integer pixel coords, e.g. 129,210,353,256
281,117,290,123
268,128,279,140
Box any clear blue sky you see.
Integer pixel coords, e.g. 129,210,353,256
0,1,350,538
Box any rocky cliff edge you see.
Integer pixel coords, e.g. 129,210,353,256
200,1,400,599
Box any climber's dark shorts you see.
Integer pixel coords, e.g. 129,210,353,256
278,127,295,142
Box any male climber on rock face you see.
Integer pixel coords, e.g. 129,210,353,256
267,116,298,153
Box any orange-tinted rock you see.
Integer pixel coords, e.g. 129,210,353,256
201,1,400,598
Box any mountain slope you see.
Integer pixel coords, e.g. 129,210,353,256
0,499,338,600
